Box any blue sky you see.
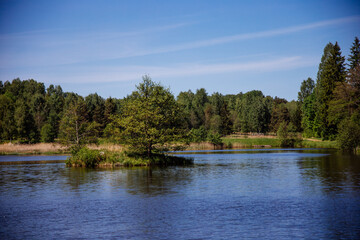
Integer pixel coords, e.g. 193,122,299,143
0,0,359,100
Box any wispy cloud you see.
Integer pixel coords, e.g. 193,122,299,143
0,15,358,68
135,15,360,56
33,56,316,84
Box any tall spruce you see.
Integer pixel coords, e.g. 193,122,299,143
348,37,360,70
315,42,346,139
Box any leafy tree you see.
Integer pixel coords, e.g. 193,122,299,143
113,76,184,156
177,90,195,129
188,126,208,143
270,97,289,132
0,94,16,141
14,99,37,142
104,97,117,125
204,103,214,130
31,93,47,135
277,121,300,147
59,95,97,145
44,84,65,141
348,36,360,70
40,123,54,142
192,88,208,128
286,101,302,132
85,93,105,124
298,77,315,103
237,90,270,133
209,115,222,134
301,93,317,137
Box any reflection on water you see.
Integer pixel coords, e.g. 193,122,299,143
1,149,360,239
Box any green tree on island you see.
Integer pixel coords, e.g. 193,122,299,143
113,75,184,156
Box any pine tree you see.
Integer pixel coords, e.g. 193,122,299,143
348,37,360,70
314,42,346,139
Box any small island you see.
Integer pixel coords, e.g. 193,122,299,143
66,76,194,167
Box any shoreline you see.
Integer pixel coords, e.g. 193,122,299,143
0,137,338,155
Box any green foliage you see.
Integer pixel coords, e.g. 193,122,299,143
66,147,193,168
277,122,301,147
40,123,54,142
66,147,106,168
236,90,271,133
270,98,290,132
188,126,208,143
315,42,346,139
85,93,105,124
337,119,360,152
1,37,358,148
298,77,315,103
207,132,223,147
112,76,184,155
0,94,16,141
59,95,99,145
348,37,360,70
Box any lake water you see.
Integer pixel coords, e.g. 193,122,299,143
1,149,360,239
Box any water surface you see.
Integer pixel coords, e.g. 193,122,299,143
1,149,359,239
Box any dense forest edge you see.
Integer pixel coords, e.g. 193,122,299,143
0,37,359,165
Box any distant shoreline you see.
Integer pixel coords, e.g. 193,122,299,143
0,137,337,155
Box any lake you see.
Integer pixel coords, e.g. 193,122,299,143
1,149,360,239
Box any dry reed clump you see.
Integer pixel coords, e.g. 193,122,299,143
226,133,277,139
0,143,67,154
87,143,124,152
185,142,223,150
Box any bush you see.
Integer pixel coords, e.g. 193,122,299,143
189,126,208,143
277,122,301,147
337,119,360,152
207,132,223,147
66,147,105,167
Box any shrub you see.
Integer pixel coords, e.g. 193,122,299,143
277,122,301,147
66,147,105,167
337,119,360,152
207,132,223,148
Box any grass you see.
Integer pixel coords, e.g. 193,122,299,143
221,136,338,149
0,143,68,155
66,147,193,168
222,137,281,148
298,139,338,148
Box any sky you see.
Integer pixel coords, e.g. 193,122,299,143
0,0,359,100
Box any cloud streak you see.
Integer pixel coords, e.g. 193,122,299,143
32,56,316,84
135,15,360,56
0,15,358,68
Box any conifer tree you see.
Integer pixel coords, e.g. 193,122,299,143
348,37,360,70
314,42,346,139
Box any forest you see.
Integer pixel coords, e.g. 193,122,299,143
0,37,359,151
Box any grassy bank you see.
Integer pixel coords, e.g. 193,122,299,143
221,137,337,149
66,147,193,168
0,137,338,156
299,139,338,148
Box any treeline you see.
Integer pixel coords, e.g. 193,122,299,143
0,37,359,150
0,79,300,144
